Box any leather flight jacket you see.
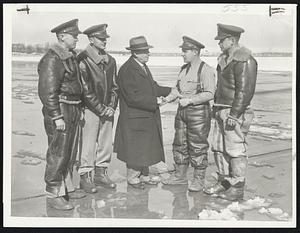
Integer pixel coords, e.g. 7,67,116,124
215,47,257,118
77,45,118,117
38,43,83,120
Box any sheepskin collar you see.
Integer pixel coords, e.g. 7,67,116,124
85,44,109,64
49,43,74,60
218,46,252,70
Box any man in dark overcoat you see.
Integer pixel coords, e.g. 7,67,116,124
114,36,181,189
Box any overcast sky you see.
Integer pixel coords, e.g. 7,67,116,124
10,4,295,53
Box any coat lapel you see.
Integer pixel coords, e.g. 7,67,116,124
129,57,149,79
128,56,157,95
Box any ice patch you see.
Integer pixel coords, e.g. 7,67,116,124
258,207,290,221
199,197,273,221
198,209,238,221
12,130,35,136
227,197,272,212
96,200,106,208
249,161,274,168
250,125,280,135
250,125,292,140
20,158,41,165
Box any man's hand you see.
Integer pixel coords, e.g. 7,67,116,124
179,98,192,108
55,118,65,131
170,88,183,99
225,117,237,130
163,88,183,103
105,107,115,118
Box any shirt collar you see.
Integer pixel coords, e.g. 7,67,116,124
133,57,145,67
190,56,202,68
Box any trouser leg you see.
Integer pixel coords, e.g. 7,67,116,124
77,109,100,175
219,108,254,185
95,118,113,168
211,111,231,177
172,108,189,166
44,104,81,197
186,105,211,169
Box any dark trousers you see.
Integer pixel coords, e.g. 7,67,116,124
172,104,211,169
43,103,82,196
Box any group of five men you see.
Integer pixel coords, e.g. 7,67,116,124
38,19,257,210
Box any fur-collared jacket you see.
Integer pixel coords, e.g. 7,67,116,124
215,46,257,118
38,43,83,120
77,45,118,117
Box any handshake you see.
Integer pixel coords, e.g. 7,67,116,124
159,88,193,108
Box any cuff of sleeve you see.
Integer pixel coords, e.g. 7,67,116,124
189,98,196,105
107,106,115,112
228,114,239,121
51,114,64,121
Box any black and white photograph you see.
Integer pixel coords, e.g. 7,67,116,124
3,3,296,227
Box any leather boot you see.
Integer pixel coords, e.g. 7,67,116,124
203,173,230,195
46,196,74,210
94,167,117,189
68,189,86,199
80,171,97,194
162,164,188,185
188,168,206,192
218,181,245,201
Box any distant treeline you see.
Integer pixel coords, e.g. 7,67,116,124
12,43,292,57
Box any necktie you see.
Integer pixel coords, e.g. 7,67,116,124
142,64,148,76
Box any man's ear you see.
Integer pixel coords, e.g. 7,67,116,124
89,37,94,44
57,33,64,42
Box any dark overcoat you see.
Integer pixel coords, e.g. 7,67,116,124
114,56,171,167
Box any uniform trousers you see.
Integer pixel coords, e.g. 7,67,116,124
172,104,211,169
211,107,254,184
43,103,82,197
77,109,113,175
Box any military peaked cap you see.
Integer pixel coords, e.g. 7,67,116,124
215,23,245,40
50,19,82,36
83,24,110,39
179,36,205,51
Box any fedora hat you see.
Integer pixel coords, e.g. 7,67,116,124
126,36,153,50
